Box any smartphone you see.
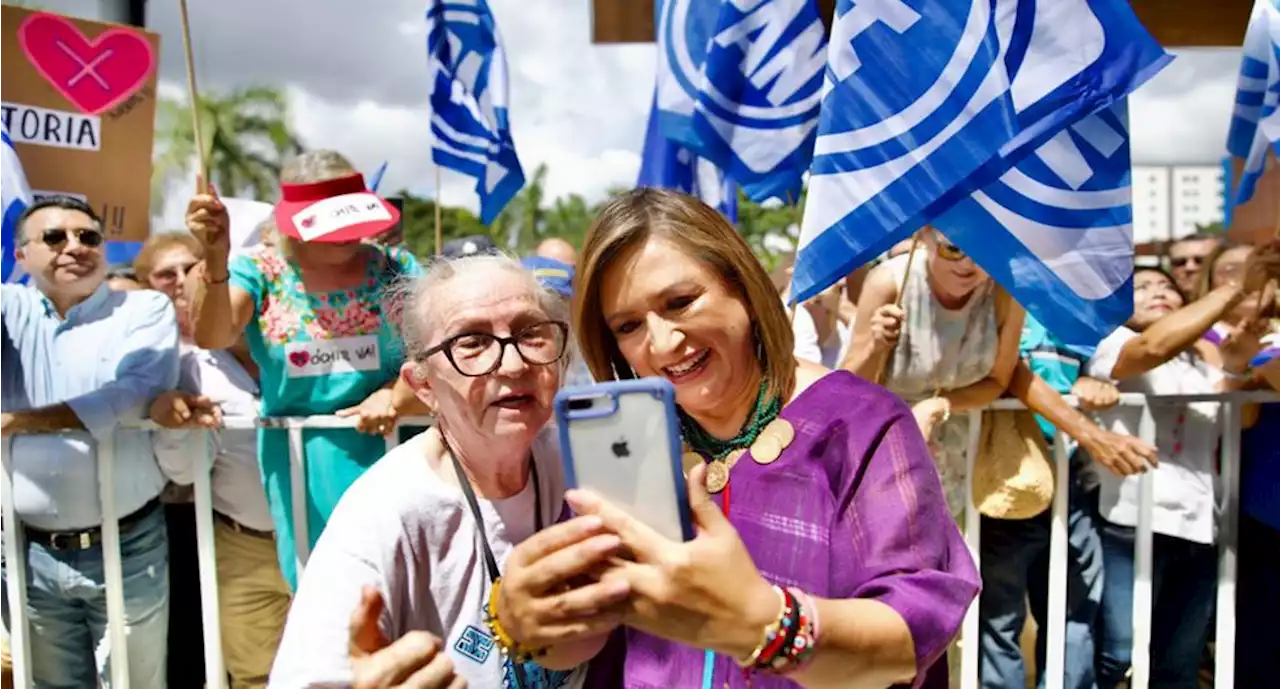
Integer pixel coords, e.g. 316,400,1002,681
554,378,695,542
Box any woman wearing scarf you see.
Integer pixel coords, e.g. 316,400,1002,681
186,150,427,589
494,188,979,688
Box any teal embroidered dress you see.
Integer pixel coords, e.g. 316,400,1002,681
229,244,421,588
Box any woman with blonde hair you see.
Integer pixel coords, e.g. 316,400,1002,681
487,188,978,688
134,232,204,302
186,149,427,589
844,229,1024,517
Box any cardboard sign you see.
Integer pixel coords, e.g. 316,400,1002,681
1,6,159,242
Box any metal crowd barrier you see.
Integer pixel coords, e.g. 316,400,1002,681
1,392,1275,688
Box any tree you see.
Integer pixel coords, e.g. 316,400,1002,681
396,190,496,258
152,86,303,213
491,164,548,252
734,186,806,271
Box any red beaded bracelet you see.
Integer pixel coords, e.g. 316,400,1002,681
739,586,821,677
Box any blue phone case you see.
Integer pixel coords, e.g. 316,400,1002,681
553,377,695,542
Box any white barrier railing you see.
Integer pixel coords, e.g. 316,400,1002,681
2,392,1275,688
1,414,433,689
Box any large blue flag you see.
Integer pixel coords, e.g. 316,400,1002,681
793,0,1170,314
1227,0,1280,206
425,0,524,225
637,94,738,222
2,124,32,284
936,104,1138,350
654,0,825,203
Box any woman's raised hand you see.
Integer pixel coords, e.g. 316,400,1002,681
565,464,781,661
1219,318,1269,374
348,585,466,689
497,516,631,650
870,304,905,353
185,176,231,261
1240,241,1280,294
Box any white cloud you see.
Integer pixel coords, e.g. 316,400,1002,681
1129,48,1242,165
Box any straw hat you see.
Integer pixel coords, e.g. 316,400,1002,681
971,410,1055,520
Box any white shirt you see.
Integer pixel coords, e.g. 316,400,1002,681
152,346,274,532
268,429,585,689
1086,326,1222,544
792,304,851,369
2,284,178,529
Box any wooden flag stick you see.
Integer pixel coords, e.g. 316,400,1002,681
177,0,207,194
434,165,444,255
873,231,922,385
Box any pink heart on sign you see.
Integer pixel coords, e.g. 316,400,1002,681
18,12,156,116
289,351,311,368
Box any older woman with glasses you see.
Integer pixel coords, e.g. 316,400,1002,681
270,254,607,689
489,189,978,688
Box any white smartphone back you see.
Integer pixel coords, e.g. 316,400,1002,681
554,379,693,542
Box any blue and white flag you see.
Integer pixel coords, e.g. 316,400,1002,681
792,0,1170,311
1227,0,1280,206
425,0,524,225
637,94,738,221
936,104,1137,349
654,0,825,203
2,124,32,284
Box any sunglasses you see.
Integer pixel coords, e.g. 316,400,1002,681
933,233,967,261
1170,255,1205,269
29,227,104,249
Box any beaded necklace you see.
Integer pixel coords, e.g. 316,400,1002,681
679,378,779,460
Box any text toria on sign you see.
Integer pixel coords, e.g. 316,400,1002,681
1,102,101,151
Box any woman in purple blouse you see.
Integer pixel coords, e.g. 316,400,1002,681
495,189,980,689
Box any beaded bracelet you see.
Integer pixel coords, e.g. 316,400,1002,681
735,586,789,669
738,585,821,677
483,579,546,663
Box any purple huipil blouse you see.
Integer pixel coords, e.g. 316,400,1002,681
585,371,979,689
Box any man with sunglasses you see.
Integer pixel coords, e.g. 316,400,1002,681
1168,235,1221,296
1,195,180,688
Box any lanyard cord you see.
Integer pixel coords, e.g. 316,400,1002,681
702,481,733,689
440,431,542,689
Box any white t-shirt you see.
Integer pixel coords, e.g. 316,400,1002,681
152,345,273,531
1085,326,1223,544
268,429,585,689
791,302,852,369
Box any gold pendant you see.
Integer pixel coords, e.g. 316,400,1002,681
705,460,729,493
750,418,794,465
681,450,704,476
724,447,747,469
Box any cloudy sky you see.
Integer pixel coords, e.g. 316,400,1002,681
35,0,1247,224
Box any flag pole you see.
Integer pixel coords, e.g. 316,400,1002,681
873,230,922,385
177,0,207,194
434,164,443,255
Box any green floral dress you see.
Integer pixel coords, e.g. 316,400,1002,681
229,244,421,589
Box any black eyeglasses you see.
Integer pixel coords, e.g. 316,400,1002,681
1170,255,1205,269
419,321,569,377
26,227,104,249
